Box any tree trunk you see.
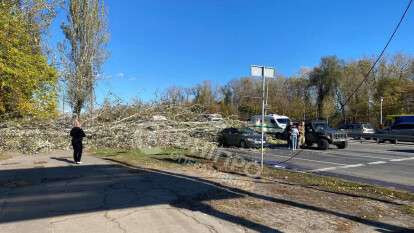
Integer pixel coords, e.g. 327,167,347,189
73,100,82,117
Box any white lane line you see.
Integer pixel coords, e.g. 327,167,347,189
340,164,365,169
311,163,364,172
389,157,414,162
367,161,387,165
311,157,414,173
325,151,396,160
230,149,347,166
311,167,338,172
267,153,346,166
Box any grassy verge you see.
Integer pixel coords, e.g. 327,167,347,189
212,158,414,202
92,147,414,216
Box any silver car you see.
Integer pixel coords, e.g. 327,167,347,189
339,123,375,139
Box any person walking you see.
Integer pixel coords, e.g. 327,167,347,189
291,125,299,151
70,119,86,164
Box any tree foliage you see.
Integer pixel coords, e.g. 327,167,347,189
59,0,108,115
0,2,58,118
159,54,414,127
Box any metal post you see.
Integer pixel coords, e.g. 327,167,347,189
265,78,269,115
261,69,266,171
380,97,384,126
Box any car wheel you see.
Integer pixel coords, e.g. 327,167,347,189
391,139,397,144
337,141,348,149
317,139,329,150
240,140,248,148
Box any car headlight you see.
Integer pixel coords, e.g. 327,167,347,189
246,138,255,142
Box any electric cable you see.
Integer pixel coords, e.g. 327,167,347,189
279,0,414,169
340,0,413,110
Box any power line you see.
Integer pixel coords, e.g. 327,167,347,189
340,0,413,110
275,1,413,168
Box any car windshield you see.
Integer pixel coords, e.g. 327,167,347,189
277,118,289,124
241,128,256,134
313,122,328,132
362,123,373,129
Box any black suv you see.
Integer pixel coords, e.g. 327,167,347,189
305,120,348,150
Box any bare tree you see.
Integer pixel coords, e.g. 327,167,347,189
59,0,108,115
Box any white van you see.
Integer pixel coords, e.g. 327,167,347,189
248,114,290,135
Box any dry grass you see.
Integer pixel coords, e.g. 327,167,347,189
93,147,414,222
0,153,11,161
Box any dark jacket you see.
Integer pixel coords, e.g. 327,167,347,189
70,127,86,144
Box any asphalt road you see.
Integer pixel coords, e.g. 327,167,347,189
0,152,251,233
220,140,414,192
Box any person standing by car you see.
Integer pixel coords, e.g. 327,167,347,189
70,118,86,164
286,122,292,149
299,121,305,148
291,125,299,151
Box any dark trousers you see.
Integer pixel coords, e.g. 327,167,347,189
72,142,83,162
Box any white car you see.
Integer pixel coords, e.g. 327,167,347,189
248,114,290,136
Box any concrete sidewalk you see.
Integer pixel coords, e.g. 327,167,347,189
0,151,266,233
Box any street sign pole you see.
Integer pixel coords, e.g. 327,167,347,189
251,65,275,171
380,97,384,126
261,69,266,171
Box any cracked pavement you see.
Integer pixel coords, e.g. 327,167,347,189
0,151,253,233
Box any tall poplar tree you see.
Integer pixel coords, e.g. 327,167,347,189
60,0,108,116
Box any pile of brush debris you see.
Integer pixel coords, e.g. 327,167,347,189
0,104,243,154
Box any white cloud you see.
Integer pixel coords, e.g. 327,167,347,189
116,72,125,78
97,73,112,80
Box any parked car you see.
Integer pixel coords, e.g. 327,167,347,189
305,120,348,150
218,127,266,148
339,123,375,139
376,122,414,144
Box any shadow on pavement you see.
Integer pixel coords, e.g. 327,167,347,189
0,163,279,232
50,157,75,164
0,160,412,232
388,149,414,154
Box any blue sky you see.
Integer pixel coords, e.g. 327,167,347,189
50,0,414,103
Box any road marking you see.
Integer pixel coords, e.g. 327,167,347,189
311,157,414,173
367,161,387,165
268,154,346,166
311,163,364,172
340,164,365,169
325,151,397,160
230,149,347,166
389,157,414,162
311,166,338,172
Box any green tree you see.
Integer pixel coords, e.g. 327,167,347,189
309,56,343,119
0,2,58,118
